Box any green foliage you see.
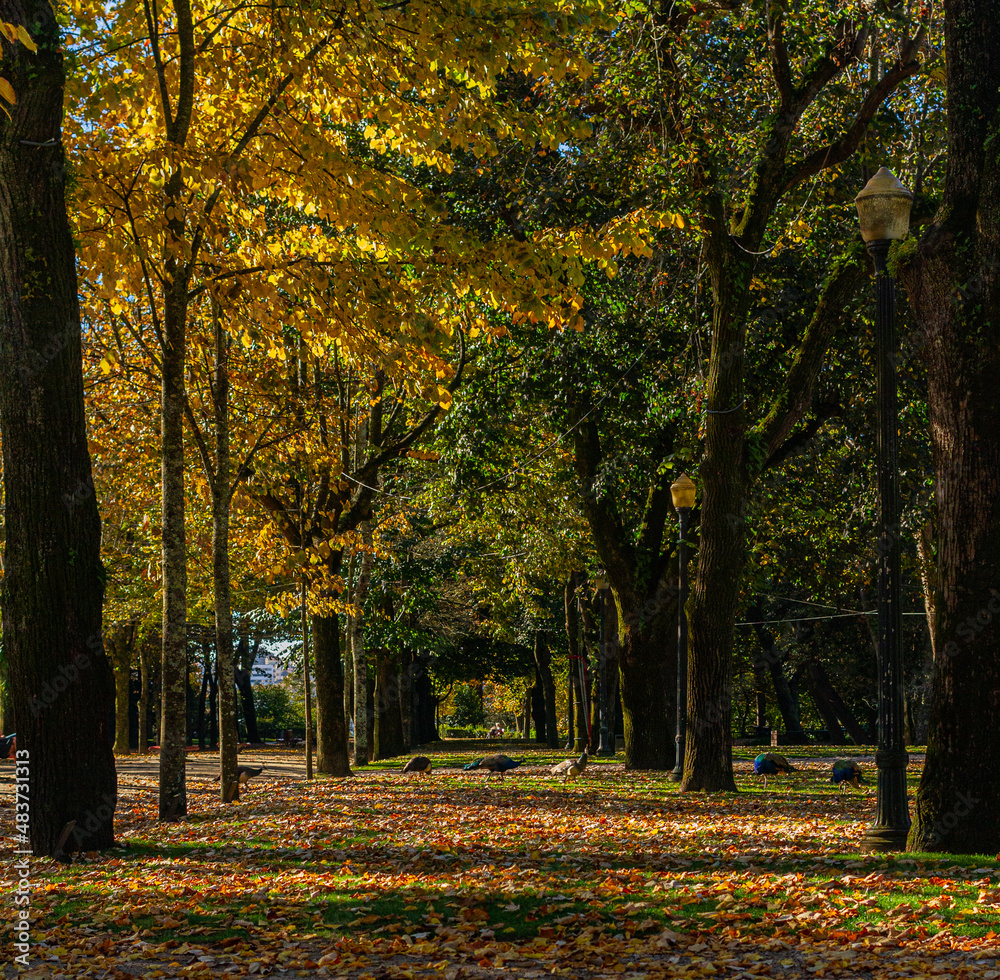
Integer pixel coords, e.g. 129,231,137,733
252,684,304,740
445,682,487,728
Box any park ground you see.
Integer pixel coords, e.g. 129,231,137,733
3,744,1000,979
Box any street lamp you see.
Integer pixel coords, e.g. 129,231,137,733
668,473,696,782
594,572,613,756
855,167,913,851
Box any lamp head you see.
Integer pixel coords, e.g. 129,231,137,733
593,571,608,591
670,472,696,511
855,167,913,242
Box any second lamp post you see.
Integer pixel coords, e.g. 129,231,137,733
668,473,696,782
855,167,913,851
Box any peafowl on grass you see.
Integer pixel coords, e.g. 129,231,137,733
463,754,523,785
402,756,433,776
831,759,866,793
551,749,588,780
753,752,795,789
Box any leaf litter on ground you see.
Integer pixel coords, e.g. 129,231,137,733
3,747,1000,979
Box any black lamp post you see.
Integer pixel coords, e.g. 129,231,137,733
594,573,613,755
855,167,913,851
668,473,695,782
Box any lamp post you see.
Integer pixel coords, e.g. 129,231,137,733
594,573,613,755
668,473,696,782
855,167,913,851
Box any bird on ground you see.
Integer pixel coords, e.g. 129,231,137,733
753,752,795,789
216,763,265,785
464,754,523,784
831,759,866,793
402,756,433,776
551,749,588,780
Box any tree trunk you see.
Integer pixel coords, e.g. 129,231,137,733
895,0,1000,853
565,574,589,751
809,659,867,744
411,654,437,744
534,632,559,749
750,615,806,736
530,676,545,742
312,612,351,775
373,649,405,760
682,252,752,792
0,0,116,854
613,586,675,770
233,666,260,744
158,280,189,820
804,660,845,743
197,638,209,750
108,625,134,754
209,319,240,797
350,525,374,766
753,651,768,731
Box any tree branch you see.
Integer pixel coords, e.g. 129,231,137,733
781,31,924,194
755,245,865,462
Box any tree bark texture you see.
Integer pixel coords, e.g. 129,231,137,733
373,649,405,759
312,612,351,775
108,623,135,753
0,0,116,854
565,574,590,751
350,526,374,766
682,249,752,792
898,0,1000,853
209,320,240,798
533,631,560,749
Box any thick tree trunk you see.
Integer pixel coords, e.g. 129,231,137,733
897,0,1000,853
534,632,560,749
682,251,753,792
0,0,116,854
312,612,351,775
615,586,675,770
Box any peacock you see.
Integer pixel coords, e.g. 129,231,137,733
463,754,523,784
402,756,432,776
831,759,865,793
753,752,795,789
551,749,588,780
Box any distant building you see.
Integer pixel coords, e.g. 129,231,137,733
250,653,289,686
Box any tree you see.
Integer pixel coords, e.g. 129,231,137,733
898,0,1000,853
71,0,599,813
0,0,116,855
575,2,926,789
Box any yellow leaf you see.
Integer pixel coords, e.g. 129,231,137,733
99,358,111,375
0,77,16,104
16,24,37,52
